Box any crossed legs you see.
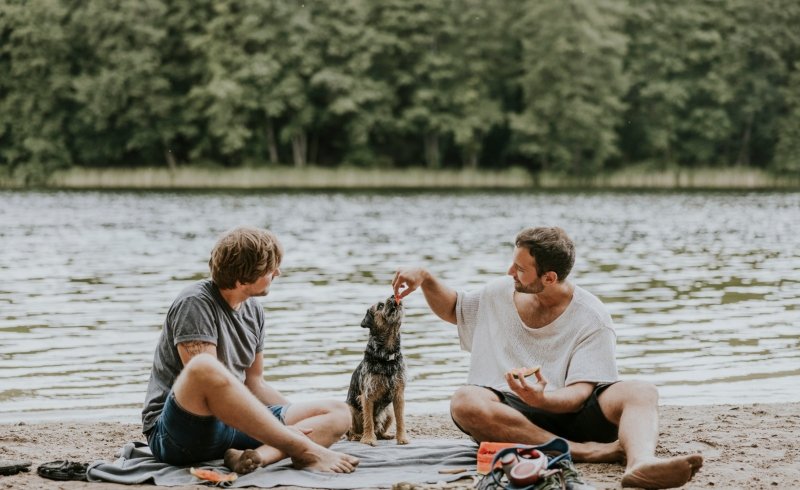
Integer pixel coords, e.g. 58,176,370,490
450,385,623,463
172,354,358,473
222,399,353,474
450,381,703,489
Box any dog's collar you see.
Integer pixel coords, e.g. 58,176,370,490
366,347,400,363
369,352,398,361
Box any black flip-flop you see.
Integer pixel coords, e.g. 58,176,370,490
37,460,89,481
0,460,31,476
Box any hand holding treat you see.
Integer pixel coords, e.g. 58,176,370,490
510,365,541,380
505,366,547,407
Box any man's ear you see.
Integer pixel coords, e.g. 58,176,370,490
542,271,558,285
361,309,374,329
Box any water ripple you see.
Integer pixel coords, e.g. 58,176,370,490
0,190,798,422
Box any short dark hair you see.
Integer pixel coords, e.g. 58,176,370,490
515,227,575,281
209,227,283,289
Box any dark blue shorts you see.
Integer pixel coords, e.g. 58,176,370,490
146,392,289,465
453,382,620,443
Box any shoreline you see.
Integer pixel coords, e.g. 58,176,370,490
2,402,798,489
2,165,799,191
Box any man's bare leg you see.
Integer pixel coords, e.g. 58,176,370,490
173,354,359,474
449,386,623,463
224,400,352,472
598,381,703,488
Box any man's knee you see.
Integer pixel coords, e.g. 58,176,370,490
328,400,353,431
181,354,230,387
290,400,352,433
619,380,659,406
600,380,659,421
450,386,494,428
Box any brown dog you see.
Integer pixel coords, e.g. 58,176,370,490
346,295,408,445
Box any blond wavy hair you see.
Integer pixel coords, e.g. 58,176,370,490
209,227,283,289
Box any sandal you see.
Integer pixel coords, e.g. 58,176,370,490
37,460,89,481
0,460,31,476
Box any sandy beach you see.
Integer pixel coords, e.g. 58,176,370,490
1,403,798,489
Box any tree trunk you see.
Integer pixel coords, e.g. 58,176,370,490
424,133,440,168
291,131,307,168
737,113,753,166
463,142,479,170
164,148,177,172
309,132,319,166
572,147,581,178
266,118,279,164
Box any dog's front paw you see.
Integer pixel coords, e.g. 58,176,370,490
396,434,410,445
360,434,378,446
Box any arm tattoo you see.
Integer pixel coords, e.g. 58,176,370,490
182,341,214,357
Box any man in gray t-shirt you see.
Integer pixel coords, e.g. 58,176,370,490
393,227,703,489
141,227,359,475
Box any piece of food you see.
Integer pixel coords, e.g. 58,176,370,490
190,467,238,482
511,365,541,380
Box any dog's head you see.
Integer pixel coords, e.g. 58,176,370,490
361,295,404,335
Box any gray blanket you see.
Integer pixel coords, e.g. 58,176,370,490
87,439,478,488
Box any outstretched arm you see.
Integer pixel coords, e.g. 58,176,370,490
393,268,458,325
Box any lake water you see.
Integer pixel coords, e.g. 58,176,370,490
0,190,798,424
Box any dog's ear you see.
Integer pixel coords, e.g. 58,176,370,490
361,308,374,329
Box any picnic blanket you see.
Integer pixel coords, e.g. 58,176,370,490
87,439,478,488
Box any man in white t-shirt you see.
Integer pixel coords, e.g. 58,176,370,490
393,227,703,489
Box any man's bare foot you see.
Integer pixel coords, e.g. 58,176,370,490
572,440,625,463
291,445,360,473
622,454,704,489
224,448,262,475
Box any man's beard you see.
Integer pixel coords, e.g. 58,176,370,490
514,278,543,294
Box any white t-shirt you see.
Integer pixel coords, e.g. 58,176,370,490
456,276,618,393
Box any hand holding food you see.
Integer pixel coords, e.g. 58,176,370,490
511,365,541,380
505,366,548,408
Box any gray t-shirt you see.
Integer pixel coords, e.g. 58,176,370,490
142,279,266,434
456,276,618,393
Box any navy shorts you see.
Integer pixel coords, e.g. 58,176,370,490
454,382,620,443
146,392,289,465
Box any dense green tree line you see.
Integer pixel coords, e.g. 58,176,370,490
2,0,800,183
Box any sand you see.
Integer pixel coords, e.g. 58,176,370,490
1,403,798,489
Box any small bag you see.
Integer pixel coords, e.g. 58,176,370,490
475,437,594,490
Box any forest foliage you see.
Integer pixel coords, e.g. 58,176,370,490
2,0,800,184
